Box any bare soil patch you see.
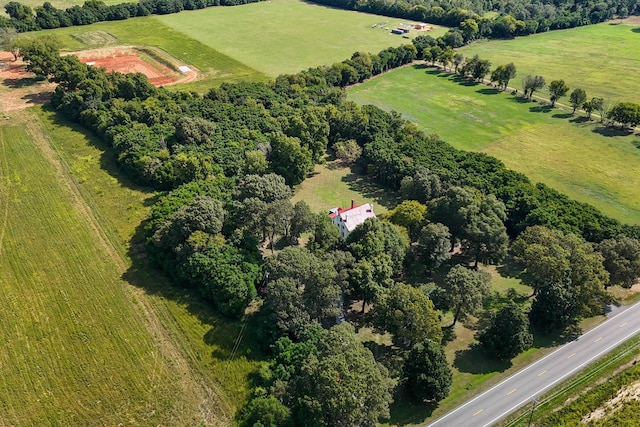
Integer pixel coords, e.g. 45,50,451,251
73,46,198,87
581,379,640,423
0,52,54,113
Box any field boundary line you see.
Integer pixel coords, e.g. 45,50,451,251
21,110,230,425
0,130,10,256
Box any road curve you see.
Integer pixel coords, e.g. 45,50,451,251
425,301,640,427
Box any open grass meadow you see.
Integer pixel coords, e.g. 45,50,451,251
0,114,205,424
348,65,640,225
155,0,449,77
459,20,640,105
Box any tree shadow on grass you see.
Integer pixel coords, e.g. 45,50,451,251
454,344,512,374
631,27,640,33
476,87,500,95
508,95,531,104
569,116,591,124
1,76,44,88
388,385,439,426
450,75,479,86
341,165,402,211
530,325,581,349
552,112,573,119
529,105,553,113
592,126,634,137
425,68,445,76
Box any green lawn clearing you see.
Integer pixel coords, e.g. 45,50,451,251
155,0,449,77
459,20,640,105
292,160,398,214
348,65,640,225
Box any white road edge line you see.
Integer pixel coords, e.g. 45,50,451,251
424,302,639,427
481,323,640,427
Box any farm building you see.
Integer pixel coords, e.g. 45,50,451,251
329,200,376,240
414,23,429,30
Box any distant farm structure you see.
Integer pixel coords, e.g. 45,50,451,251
374,22,433,36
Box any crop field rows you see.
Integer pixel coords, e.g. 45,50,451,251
0,120,193,424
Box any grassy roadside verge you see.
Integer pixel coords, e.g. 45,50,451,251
500,334,640,426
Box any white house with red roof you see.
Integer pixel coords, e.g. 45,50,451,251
329,200,376,240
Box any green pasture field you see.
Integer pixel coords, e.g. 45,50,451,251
348,65,640,225
154,0,449,77
33,106,264,421
0,114,202,425
459,20,640,105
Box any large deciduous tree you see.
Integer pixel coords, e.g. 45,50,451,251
549,79,569,108
443,265,491,327
569,88,587,114
383,200,427,241
598,237,640,288
369,283,443,348
288,324,394,427
417,222,451,270
512,226,611,327
403,339,452,403
477,302,533,360
522,75,545,100
490,63,516,90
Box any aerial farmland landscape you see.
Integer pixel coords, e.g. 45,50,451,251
1,0,640,426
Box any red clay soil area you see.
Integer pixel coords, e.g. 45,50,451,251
79,53,176,86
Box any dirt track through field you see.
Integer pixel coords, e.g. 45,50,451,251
14,109,229,425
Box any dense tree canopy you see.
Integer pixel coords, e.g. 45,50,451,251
442,265,491,326
477,302,533,360
403,339,452,403
369,283,443,348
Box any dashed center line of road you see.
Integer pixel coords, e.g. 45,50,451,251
619,322,628,327
594,337,603,342
538,370,547,377
507,389,517,395
473,409,484,416
567,352,576,359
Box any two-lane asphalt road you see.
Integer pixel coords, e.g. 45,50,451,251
426,301,640,427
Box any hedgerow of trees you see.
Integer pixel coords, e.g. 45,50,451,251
16,34,640,426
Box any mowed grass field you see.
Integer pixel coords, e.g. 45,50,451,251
155,0,448,77
459,20,640,104
0,115,205,424
348,66,640,225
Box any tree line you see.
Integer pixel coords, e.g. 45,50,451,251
415,41,640,129
0,0,261,32
16,36,640,426
309,0,639,44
